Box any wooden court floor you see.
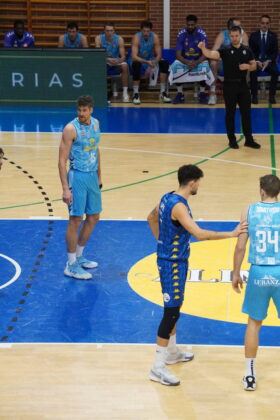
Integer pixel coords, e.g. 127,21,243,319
0,127,279,419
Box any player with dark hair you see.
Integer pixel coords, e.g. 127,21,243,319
0,148,4,171
147,164,247,386
172,14,210,104
58,95,101,279
130,20,171,105
58,21,88,48
233,174,280,391
4,20,34,48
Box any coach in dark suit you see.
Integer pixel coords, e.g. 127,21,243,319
249,14,279,104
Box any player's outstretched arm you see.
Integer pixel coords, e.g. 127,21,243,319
172,203,247,241
198,41,220,60
147,205,160,240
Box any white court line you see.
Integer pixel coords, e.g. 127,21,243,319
0,253,21,289
4,342,280,349
0,144,279,172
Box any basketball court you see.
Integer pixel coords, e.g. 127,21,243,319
0,101,279,419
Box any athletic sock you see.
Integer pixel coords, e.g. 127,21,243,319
67,252,76,265
177,85,183,93
154,345,167,368
199,86,205,93
167,334,177,354
160,83,166,93
210,85,216,93
123,86,128,95
245,358,256,377
76,245,84,258
133,85,139,94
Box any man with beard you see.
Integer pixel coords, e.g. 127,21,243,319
172,15,209,104
58,95,101,279
199,27,261,149
4,20,34,47
147,164,247,386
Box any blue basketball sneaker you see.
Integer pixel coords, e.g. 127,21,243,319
64,261,92,280
172,92,185,104
198,92,208,104
77,255,98,269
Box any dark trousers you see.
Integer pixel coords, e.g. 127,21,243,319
223,81,253,143
250,61,278,98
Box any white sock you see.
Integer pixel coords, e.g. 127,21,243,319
154,345,167,368
133,85,139,94
199,86,205,93
167,334,177,354
177,85,183,93
123,87,128,95
76,245,84,258
160,83,166,93
245,358,256,377
67,253,76,265
210,85,216,93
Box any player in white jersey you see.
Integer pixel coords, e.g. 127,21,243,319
232,174,280,391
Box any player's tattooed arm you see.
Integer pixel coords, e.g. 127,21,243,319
147,205,160,240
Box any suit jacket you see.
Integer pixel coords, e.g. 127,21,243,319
249,30,278,62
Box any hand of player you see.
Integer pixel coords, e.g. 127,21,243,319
239,63,249,70
62,188,72,205
147,60,156,67
232,221,248,237
198,41,205,50
187,60,196,69
232,272,243,293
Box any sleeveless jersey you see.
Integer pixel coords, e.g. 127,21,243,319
136,31,155,59
248,201,280,265
69,117,100,172
63,33,82,48
221,29,244,47
100,33,120,58
157,192,192,262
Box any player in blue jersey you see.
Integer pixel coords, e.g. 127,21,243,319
4,20,34,48
172,15,209,104
95,22,129,103
147,164,246,386
58,95,101,280
130,20,171,105
0,148,4,171
232,174,280,391
209,17,248,105
58,22,88,48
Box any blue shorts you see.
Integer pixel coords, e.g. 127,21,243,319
68,169,102,217
157,258,188,307
242,265,280,321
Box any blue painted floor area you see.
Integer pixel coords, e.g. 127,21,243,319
0,219,279,345
0,106,275,133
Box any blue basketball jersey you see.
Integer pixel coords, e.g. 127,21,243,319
69,117,100,172
63,33,82,48
100,33,120,58
157,192,192,262
136,31,155,60
248,201,280,265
